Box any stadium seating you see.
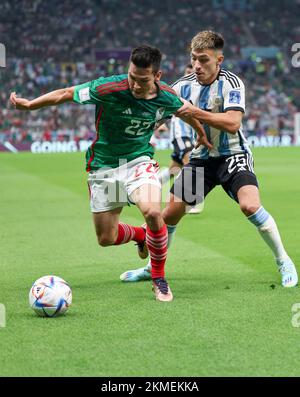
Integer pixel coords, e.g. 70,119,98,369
0,0,299,144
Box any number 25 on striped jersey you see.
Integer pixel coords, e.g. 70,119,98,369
125,120,152,136
225,154,247,174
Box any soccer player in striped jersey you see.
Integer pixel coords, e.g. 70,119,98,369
120,32,298,288
157,64,203,214
10,45,212,302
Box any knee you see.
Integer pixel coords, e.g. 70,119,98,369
239,202,260,217
97,233,116,247
143,208,162,224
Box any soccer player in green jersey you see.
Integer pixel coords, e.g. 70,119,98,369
10,45,211,302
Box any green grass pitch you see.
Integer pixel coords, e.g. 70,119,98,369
0,147,300,376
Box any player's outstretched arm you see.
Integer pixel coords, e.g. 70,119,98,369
10,87,75,111
176,98,243,134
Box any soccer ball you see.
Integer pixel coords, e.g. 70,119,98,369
29,275,72,317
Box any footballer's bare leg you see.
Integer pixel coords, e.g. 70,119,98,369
93,207,146,248
163,192,189,225
237,185,261,217
93,208,122,246
132,184,164,231
238,185,298,287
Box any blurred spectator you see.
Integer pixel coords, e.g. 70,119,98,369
0,0,299,144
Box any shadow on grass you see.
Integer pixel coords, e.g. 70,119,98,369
20,310,81,321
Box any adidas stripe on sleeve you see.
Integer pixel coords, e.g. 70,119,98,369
220,70,245,113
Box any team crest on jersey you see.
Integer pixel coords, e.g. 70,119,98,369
155,107,165,121
214,96,223,106
229,90,241,104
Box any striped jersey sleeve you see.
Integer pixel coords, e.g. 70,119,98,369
171,81,181,96
221,72,245,113
171,72,196,97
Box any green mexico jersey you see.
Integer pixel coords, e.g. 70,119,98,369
73,74,183,170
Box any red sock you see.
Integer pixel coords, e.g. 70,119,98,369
146,224,168,279
114,223,145,245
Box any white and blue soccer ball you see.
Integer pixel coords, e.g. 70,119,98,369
29,275,72,317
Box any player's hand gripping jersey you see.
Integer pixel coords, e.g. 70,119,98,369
172,69,251,159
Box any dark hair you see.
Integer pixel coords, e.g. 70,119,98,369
130,45,162,73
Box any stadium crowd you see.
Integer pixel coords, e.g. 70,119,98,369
0,0,299,145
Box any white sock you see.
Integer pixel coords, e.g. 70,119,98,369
247,206,289,264
145,224,177,270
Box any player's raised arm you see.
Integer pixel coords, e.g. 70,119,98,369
176,97,243,134
9,86,75,111
175,100,213,150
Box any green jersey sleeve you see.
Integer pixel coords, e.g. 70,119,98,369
163,95,183,118
73,75,126,105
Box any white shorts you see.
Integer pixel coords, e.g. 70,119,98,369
87,156,161,213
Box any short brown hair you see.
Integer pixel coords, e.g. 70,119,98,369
190,31,224,52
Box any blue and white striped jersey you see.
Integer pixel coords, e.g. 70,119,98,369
169,114,195,143
172,69,251,159
168,80,196,153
